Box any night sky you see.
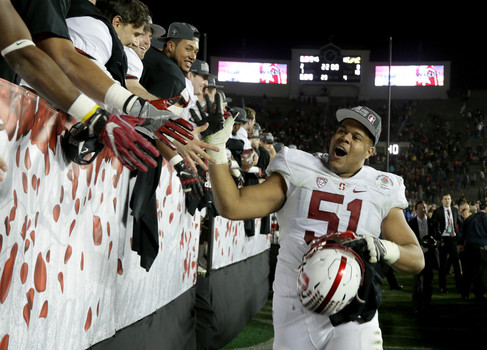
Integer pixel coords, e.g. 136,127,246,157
144,2,485,90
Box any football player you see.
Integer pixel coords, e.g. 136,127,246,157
205,104,424,349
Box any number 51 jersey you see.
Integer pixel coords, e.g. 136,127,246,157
267,147,408,297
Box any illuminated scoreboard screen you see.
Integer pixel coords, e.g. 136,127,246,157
299,55,361,83
374,65,445,86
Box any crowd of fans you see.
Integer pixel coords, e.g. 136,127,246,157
239,95,487,212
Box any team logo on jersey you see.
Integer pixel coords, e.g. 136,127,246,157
316,177,328,188
375,174,393,190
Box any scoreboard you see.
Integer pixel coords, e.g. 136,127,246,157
298,46,361,83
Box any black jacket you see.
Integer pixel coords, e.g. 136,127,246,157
431,206,462,237
408,215,440,268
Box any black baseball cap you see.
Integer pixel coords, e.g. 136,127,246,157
147,17,165,38
250,129,260,139
158,22,199,42
232,107,248,124
190,59,216,78
261,132,275,144
207,77,223,89
336,106,382,146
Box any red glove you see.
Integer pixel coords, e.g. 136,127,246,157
148,96,183,110
84,109,159,172
154,117,195,151
173,157,204,215
128,96,194,150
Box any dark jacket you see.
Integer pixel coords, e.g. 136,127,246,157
408,215,440,268
458,211,487,246
140,47,186,99
431,206,463,237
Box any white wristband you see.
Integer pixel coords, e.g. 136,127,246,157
67,93,99,122
203,116,234,165
206,148,228,165
1,39,35,57
104,83,137,114
382,239,400,265
364,236,400,265
169,154,184,166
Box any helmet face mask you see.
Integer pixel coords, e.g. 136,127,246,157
297,238,365,316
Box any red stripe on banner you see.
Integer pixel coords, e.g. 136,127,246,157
315,255,347,314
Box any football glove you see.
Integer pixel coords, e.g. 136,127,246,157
173,156,204,215
230,168,245,188
341,233,400,265
359,236,400,265
365,236,400,264
174,157,204,195
189,92,225,138
148,94,187,110
128,96,194,150
202,102,238,164
82,108,159,172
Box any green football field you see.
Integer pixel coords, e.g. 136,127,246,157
223,271,487,350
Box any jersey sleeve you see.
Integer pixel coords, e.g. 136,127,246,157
125,47,143,80
13,0,72,40
371,170,409,218
66,16,112,65
266,147,292,190
388,173,408,210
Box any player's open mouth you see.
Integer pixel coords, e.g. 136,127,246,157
334,146,348,157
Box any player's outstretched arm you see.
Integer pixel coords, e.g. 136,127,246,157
380,207,425,274
209,165,286,221
203,98,286,220
35,36,117,107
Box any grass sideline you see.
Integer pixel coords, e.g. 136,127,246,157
223,271,487,349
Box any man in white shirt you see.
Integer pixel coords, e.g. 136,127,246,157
431,193,463,293
181,59,215,124
124,17,165,100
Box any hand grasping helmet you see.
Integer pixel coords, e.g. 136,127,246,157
297,232,365,316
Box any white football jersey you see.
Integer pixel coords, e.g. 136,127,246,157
267,146,408,298
125,46,143,79
66,16,112,65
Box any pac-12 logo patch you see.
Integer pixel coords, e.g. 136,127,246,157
316,177,328,188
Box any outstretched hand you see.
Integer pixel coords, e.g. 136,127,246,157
189,92,225,138
128,96,195,150
172,122,219,172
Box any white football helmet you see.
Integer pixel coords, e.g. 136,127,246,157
297,235,365,316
